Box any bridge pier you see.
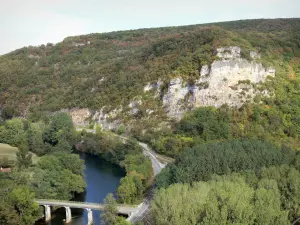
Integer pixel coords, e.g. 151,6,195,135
44,205,51,221
64,206,72,223
86,208,93,225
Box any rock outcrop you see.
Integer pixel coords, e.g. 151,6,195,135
161,47,275,119
69,47,276,128
92,108,122,130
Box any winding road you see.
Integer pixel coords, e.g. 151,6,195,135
76,128,166,223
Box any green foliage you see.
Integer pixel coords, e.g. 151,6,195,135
122,154,152,182
0,179,20,225
30,152,85,199
117,124,126,135
151,175,289,225
117,175,137,204
156,139,294,188
101,193,132,225
9,186,39,225
16,143,32,170
27,122,45,155
0,119,26,147
43,112,74,146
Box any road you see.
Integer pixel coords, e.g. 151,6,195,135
76,127,166,223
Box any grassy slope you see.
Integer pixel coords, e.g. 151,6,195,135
0,143,39,164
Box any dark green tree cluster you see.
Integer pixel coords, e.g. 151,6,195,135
0,112,77,156
154,138,300,223
29,152,85,199
155,139,294,188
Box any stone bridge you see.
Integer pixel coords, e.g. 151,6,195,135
36,199,138,225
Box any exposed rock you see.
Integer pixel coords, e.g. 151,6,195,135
200,65,210,76
93,107,122,130
69,108,91,126
28,54,40,59
250,51,261,59
72,42,85,47
216,46,241,59
128,98,142,115
143,80,163,93
163,78,194,119
144,83,153,92
146,109,154,115
98,77,105,83
162,47,275,120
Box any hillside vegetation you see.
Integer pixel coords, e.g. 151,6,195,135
0,18,299,117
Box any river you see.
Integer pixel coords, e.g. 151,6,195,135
36,153,125,225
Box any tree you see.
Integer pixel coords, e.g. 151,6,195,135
151,175,289,225
95,124,102,136
101,193,118,225
31,153,86,199
27,122,45,155
117,175,137,204
16,143,32,170
0,203,19,225
156,139,295,188
0,119,26,146
43,112,74,146
9,186,39,225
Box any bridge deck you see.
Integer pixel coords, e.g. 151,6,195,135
36,200,137,215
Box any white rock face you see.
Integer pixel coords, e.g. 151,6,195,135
128,98,142,115
163,78,192,118
143,79,163,98
69,108,91,125
93,107,122,130
216,46,241,59
200,65,210,76
162,47,275,119
250,51,261,59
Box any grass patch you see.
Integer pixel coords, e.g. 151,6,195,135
0,143,39,165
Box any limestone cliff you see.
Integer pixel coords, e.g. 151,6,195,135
68,46,275,128
151,47,275,119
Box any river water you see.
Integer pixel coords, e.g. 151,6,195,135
36,153,125,225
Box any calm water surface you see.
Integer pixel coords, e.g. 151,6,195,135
36,153,124,225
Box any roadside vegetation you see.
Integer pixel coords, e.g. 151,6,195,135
78,130,153,204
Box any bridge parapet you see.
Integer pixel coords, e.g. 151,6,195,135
36,199,138,224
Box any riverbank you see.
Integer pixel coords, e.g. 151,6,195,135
35,153,125,225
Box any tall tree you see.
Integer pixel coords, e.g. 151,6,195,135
101,193,118,225
16,144,32,170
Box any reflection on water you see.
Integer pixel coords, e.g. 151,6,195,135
35,153,125,225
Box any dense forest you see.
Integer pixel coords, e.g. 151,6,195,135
152,139,300,224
